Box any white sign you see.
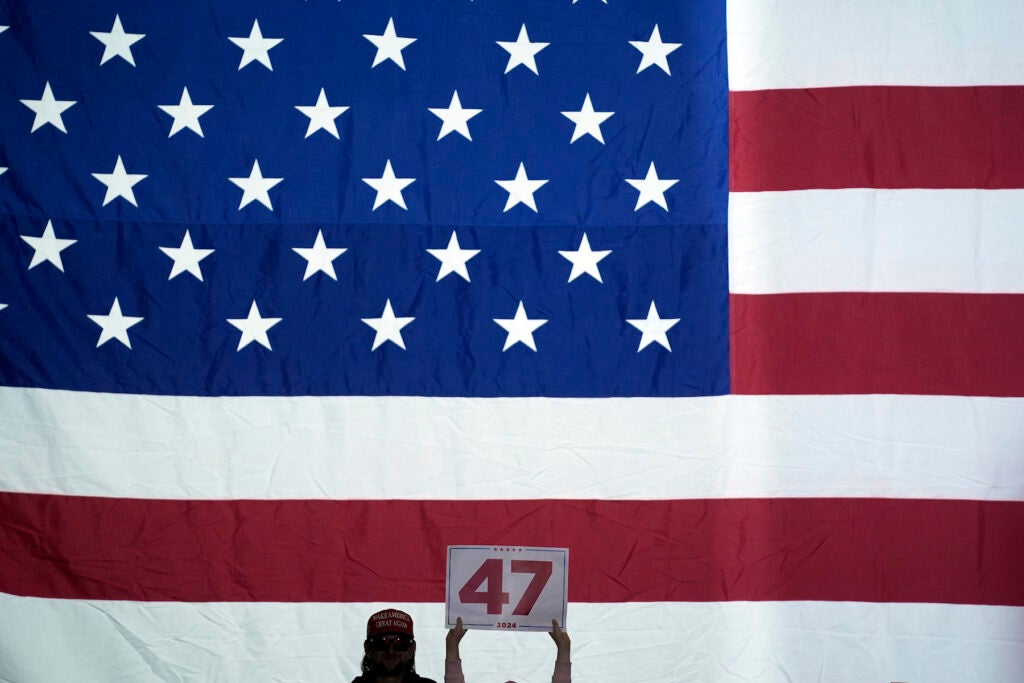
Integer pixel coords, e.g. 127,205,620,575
446,545,568,632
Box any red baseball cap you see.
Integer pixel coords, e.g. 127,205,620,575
366,609,415,638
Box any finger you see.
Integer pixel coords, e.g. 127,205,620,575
456,616,467,640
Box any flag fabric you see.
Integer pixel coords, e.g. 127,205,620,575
0,0,1022,681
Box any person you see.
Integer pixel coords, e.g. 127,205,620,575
443,617,571,683
352,608,437,683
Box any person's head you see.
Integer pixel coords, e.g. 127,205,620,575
361,608,418,678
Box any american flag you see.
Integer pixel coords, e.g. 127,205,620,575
1,1,1022,681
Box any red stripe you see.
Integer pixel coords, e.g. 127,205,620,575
731,292,1024,396
730,86,1024,191
1,492,1022,605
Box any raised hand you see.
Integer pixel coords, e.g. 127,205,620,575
446,616,468,661
549,619,571,664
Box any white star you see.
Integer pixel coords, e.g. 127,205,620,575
427,231,480,282
626,162,679,211
229,19,282,71
0,26,7,35
629,24,681,75
627,301,680,351
561,93,614,144
363,17,416,70
90,14,144,66
295,88,349,139
0,302,6,312
362,159,415,211
20,82,76,133
428,91,482,141
494,301,548,352
559,233,611,283
0,167,6,177
229,160,283,210
362,299,415,351
92,156,147,207
158,87,214,138
87,298,144,349
292,230,347,280
20,220,76,272
495,163,548,213
227,301,282,351
159,230,214,281
497,24,549,75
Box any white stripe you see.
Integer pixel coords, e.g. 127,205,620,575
727,0,1024,89
1,595,1020,683
729,189,1024,294
3,387,1022,501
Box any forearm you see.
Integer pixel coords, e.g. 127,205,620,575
444,658,466,683
552,661,571,683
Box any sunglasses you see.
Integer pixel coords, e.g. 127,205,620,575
368,635,413,652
